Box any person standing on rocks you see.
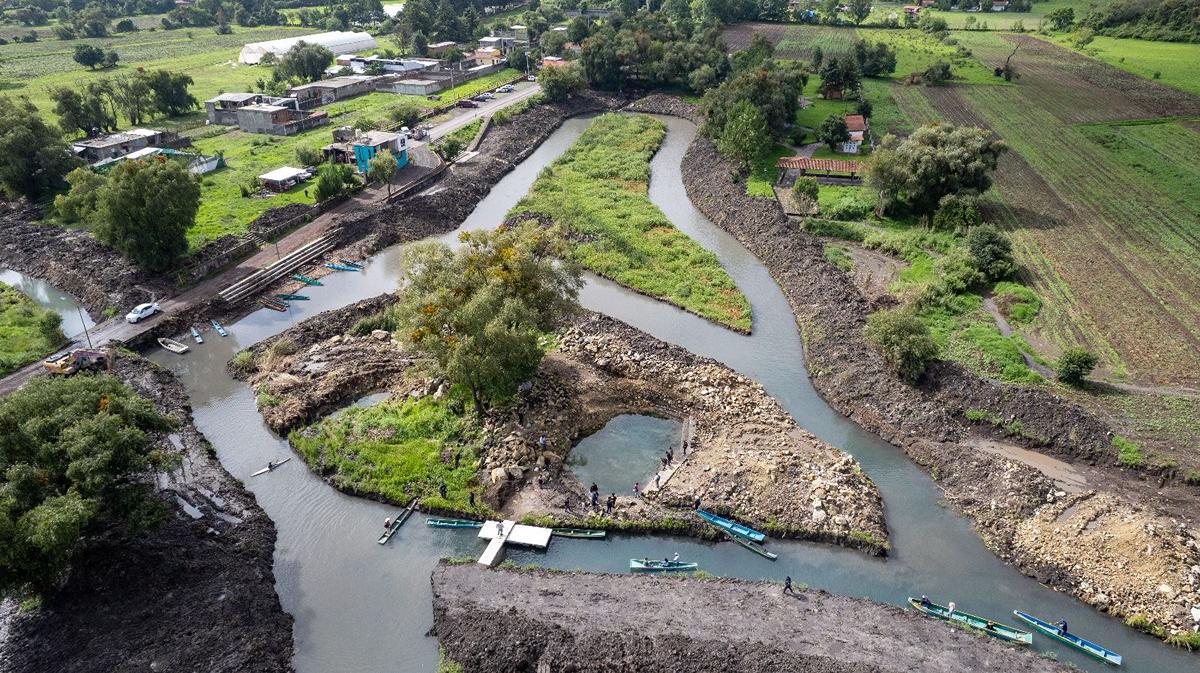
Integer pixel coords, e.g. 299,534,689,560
633,482,641,497
784,576,794,595
654,473,661,489
693,496,701,510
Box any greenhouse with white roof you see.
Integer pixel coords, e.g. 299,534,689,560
239,31,378,65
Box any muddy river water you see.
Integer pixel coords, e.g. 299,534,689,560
15,116,1193,672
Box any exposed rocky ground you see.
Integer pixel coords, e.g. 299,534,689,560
0,354,291,673
430,561,1069,673
235,301,889,554
621,95,1200,640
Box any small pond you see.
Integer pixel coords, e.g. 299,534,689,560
567,414,681,497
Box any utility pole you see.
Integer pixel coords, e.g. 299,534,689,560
77,307,93,348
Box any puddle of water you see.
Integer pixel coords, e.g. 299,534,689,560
972,438,1089,493
567,414,681,497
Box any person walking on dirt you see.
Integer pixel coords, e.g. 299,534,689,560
693,496,701,510
654,473,661,489
666,449,673,465
784,576,794,595
682,439,688,456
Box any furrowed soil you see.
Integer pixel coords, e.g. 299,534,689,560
430,562,1070,673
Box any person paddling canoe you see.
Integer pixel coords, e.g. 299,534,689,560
384,517,392,530
1055,619,1068,635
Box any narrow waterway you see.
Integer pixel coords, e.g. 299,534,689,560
0,269,96,338
124,115,1192,673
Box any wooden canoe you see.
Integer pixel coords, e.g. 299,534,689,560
696,509,765,543
426,518,483,529
291,273,323,286
630,559,698,572
1014,611,1122,665
552,528,607,539
908,598,1032,646
157,337,189,354
260,298,288,312
724,530,777,560
250,456,291,477
210,319,228,337
190,326,203,343
378,499,419,545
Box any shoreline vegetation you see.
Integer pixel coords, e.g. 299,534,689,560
510,113,752,333
0,283,63,376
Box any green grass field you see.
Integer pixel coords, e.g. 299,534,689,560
923,0,1105,30
513,113,752,332
746,143,792,198
1053,35,1200,97
0,284,64,376
857,28,1003,85
289,394,490,514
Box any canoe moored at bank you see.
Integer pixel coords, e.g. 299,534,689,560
696,509,765,543
1014,610,1123,665
551,528,607,539
158,337,189,354
426,518,483,529
908,598,1032,645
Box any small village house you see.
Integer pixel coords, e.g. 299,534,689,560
426,41,459,57
321,127,408,173
236,102,329,136
71,128,185,165
841,114,869,154
205,93,267,125
285,75,378,108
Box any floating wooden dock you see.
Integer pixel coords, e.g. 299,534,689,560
476,520,552,567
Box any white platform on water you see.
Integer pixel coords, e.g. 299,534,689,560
476,520,552,567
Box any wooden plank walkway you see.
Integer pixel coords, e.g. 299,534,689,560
476,520,552,566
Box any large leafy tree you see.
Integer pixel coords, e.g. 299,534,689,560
93,157,199,273
818,114,850,150
277,41,334,83
143,70,198,118
703,59,806,141
111,73,156,126
717,99,769,169
367,149,397,197
50,83,117,137
539,63,586,102
865,123,1007,215
395,225,582,416
0,375,173,596
0,97,81,201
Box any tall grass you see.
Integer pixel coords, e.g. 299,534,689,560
0,284,64,376
512,113,751,332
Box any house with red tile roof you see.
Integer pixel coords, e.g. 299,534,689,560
841,114,870,154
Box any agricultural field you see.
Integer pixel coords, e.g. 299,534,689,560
923,0,1108,30
513,113,752,332
1050,35,1200,97
916,31,1200,383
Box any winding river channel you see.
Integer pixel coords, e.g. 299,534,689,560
11,116,1193,673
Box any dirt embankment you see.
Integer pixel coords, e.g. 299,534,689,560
234,299,888,553
0,355,292,673
619,96,1200,639
430,561,1069,673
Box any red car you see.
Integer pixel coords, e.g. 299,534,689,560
457,99,479,108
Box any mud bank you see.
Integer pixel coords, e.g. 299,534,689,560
623,96,1200,639
430,562,1068,673
234,298,888,553
0,355,291,673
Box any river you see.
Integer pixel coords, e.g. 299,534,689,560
21,115,1190,672
0,269,96,338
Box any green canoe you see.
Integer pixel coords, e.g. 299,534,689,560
426,518,482,529
630,558,698,572
908,598,1032,646
552,528,606,539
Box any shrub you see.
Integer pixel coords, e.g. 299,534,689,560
819,186,876,221
865,307,939,384
1184,470,1200,486
1112,435,1143,467
934,246,985,295
1056,347,1097,386
932,194,981,232
295,145,322,166
823,244,853,272
792,176,819,202
965,224,1016,281
993,282,1040,324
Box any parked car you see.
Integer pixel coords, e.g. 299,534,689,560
527,75,537,81
495,84,514,93
476,92,494,100
125,302,160,324
457,99,479,108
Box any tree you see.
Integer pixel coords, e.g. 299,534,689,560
53,167,108,225
394,224,582,416
314,162,357,201
388,99,424,128
0,97,80,201
703,60,807,141
965,224,1016,281
818,114,850,150
864,307,939,384
567,16,591,44
541,29,568,56
818,56,860,97
865,123,1006,214
717,100,770,169
853,40,897,78
277,41,334,83
295,145,322,166
367,149,397,197
114,18,137,32
922,60,953,85
49,83,116,137
93,158,199,273
1056,348,1097,387
111,74,155,126
580,27,622,90
73,3,110,37
848,0,871,24
0,375,172,596
539,63,586,101
143,70,197,117
433,0,459,40
1046,7,1075,31
435,136,464,161
931,193,981,232
792,175,819,203
72,44,106,69
411,30,429,56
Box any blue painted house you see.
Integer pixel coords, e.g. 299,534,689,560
322,127,408,173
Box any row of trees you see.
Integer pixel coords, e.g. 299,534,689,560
50,69,196,136
580,11,731,93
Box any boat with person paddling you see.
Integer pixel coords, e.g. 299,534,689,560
696,509,766,543
1013,610,1123,665
378,499,419,545
630,558,698,572
908,597,1032,646
250,457,291,477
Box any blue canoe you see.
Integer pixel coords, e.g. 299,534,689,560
209,319,228,337
339,258,364,269
696,509,765,543
1014,611,1122,666
292,274,323,286
324,262,359,272
190,326,203,343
